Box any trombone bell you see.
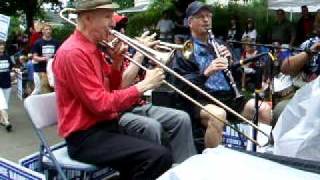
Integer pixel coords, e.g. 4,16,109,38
153,50,175,65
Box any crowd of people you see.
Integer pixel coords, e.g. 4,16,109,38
0,21,60,131
1,0,320,179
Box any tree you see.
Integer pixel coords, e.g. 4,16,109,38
114,0,134,10
0,0,58,32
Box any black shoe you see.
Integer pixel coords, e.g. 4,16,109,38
5,124,12,132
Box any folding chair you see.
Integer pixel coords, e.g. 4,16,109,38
24,92,115,179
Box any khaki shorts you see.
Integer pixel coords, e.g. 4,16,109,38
39,72,54,94
193,92,246,124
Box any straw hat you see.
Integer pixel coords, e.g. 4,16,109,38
74,0,119,12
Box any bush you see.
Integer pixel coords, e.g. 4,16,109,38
126,0,174,37
52,24,75,42
7,16,22,42
213,1,271,42
126,0,274,43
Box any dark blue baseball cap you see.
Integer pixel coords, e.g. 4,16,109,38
186,1,212,18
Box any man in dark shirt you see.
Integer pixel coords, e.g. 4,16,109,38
0,41,13,131
271,9,296,47
296,5,314,45
31,23,59,94
170,1,272,148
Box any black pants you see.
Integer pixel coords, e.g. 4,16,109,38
66,121,172,180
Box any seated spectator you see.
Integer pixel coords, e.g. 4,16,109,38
227,15,243,61
242,18,257,42
240,38,258,90
156,13,175,42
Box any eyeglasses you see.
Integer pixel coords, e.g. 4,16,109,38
192,13,212,20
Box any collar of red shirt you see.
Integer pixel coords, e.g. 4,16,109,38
74,30,98,53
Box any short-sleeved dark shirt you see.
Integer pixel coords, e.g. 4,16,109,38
0,54,13,88
271,19,296,44
31,38,60,72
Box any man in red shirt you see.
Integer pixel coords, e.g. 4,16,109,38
53,0,195,179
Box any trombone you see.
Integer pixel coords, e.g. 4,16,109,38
60,8,270,147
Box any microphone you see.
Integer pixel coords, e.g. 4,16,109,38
230,52,269,69
228,40,320,55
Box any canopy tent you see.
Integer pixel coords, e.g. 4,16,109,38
268,0,320,12
206,0,229,6
117,4,150,14
206,0,250,6
117,0,151,14
117,0,193,14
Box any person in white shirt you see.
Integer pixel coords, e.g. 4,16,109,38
242,18,257,42
156,13,175,42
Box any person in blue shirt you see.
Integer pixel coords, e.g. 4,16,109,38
0,41,13,131
170,1,272,148
24,53,35,96
26,53,34,82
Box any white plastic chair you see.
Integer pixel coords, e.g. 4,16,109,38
24,93,102,179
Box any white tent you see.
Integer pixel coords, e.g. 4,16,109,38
206,0,251,6
117,0,152,14
268,0,320,12
206,0,229,6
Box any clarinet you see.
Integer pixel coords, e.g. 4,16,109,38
207,29,243,100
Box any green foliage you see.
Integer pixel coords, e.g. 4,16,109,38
212,0,270,42
126,0,174,37
52,24,75,42
126,0,272,43
7,17,22,42
0,0,61,33
0,0,58,16
0,1,21,16
114,0,134,10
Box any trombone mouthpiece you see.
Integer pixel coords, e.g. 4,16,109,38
108,29,115,34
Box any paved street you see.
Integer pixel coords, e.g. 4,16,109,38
0,86,62,163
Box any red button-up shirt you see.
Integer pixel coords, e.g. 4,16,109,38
53,30,140,138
